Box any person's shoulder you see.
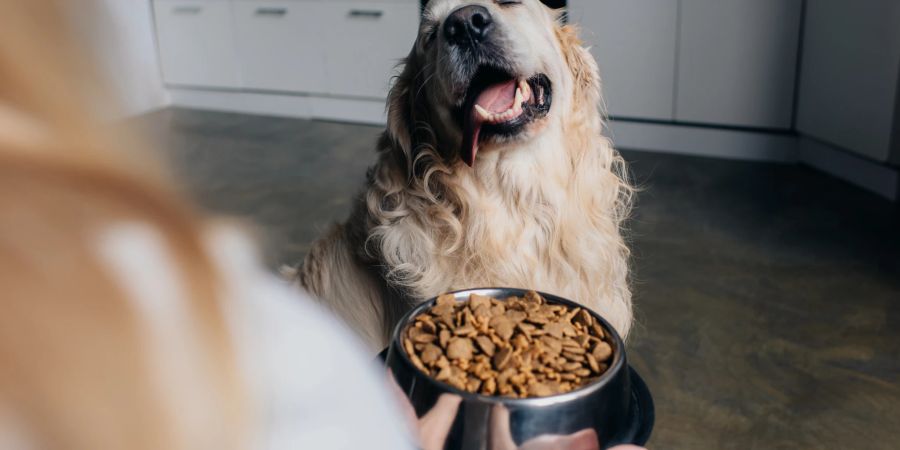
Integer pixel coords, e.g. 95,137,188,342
204,224,414,450
202,223,360,359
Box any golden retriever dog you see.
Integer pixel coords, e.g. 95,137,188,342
287,0,633,350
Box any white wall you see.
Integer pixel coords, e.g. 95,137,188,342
796,0,900,163
93,0,170,116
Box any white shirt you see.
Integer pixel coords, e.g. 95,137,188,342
96,223,414,450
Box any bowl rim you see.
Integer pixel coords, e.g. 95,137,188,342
388,287,627,406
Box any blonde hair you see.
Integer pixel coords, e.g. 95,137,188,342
0,1,244,449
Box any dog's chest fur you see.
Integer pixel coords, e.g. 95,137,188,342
381,130,609,308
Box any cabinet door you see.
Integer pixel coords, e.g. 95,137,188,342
320,2,419,99
233,1,328,93
153,0,242,88
568,0,678,121
796,0,900,162
676,0,802,129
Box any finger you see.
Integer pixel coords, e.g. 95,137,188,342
559,429,600,450
418,394,463,450
519,428,601,450
489,404,517,450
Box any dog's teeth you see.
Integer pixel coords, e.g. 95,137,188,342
474,104,492,120
519,80,531,101
515,87,524,106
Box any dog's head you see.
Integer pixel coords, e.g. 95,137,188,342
386,0,599,170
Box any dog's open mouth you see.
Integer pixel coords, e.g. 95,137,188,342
459,67,552,166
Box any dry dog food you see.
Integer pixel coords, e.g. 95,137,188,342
402,291,615,398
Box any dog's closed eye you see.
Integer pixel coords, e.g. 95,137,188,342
495,0,523,7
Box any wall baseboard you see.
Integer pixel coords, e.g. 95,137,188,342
797,137,899,201
167,87,898,201
606,120,799,163
169,87,386,124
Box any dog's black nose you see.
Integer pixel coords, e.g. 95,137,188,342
444,5,493,47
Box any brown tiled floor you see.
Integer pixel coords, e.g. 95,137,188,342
142,107,900,449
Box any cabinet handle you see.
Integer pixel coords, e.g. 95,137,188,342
348,9,383,19
255,7,287,17
172,5,202,15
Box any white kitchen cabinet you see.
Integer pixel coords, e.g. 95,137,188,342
320,2,419,99
233,1,329,93
153,0,242,88
796,0,900,163
568,0,678,121
676,0,802,129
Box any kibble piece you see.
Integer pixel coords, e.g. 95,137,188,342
575,308,593,327
436,294,456,306
466,376,483,393
435,365,453,381
540,336,563,355
421,343,443,365
506,310,528,323
491,317,515,340
447,337,474,360
473,304,492,319
591,322,606,339
412,332,437,344
410,354,428,373
592,341,613,362
439,329,451,348
470,294,492,309
562,352,586,362
544,321,566,338
483,377,497,395
436,312,455,328
528,383,554,397
475,335,496,356
493,347,513,370
418,315,437,332
575,333,590,348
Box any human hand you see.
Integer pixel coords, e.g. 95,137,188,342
489,403,599,450
386,372,462,450
387,371,647,450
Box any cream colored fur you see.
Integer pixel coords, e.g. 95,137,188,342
289,0,633,351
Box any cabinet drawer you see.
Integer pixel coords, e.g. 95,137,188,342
233,1,328,93
676,0,802,129
320,2,419,99
569,0,678,121
153,0,242,88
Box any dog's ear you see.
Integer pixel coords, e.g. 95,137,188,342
555,24,602,108
381,49,423,175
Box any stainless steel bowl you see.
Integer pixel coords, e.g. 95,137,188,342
385,288,653,450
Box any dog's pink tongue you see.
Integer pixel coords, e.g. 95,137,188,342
461,79,518,167
477,79,518,114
